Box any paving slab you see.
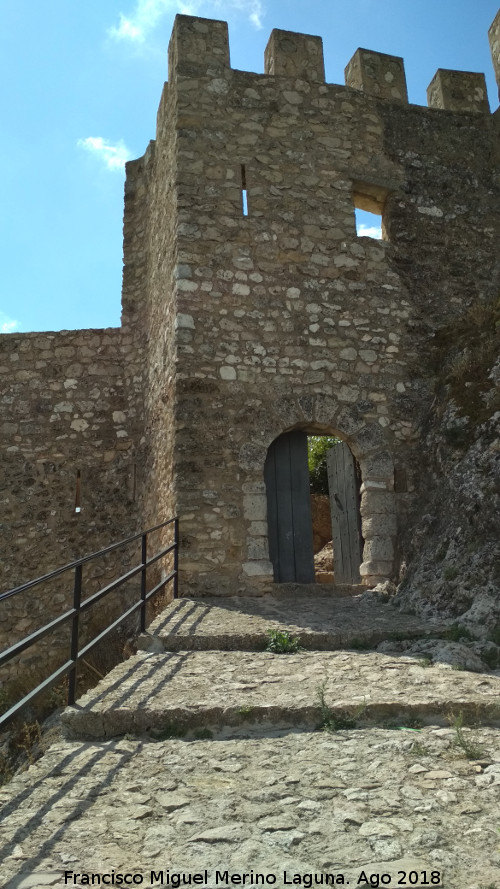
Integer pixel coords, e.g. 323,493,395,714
61,649,500,740
139,595,448,652
1,728,500,889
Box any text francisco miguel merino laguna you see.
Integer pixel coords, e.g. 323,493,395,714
62,869,442,886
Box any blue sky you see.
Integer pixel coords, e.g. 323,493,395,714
0,0,498,334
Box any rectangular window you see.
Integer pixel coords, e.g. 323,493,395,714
352,181,388,240
241,164,249,216
74,469,81,514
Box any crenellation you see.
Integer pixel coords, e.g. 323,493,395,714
168,14,230,81
264,29,325,82
344,48,408,103
427,68,490,113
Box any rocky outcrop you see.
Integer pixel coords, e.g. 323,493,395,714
395,306,500,640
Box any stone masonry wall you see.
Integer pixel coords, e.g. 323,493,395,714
0,327,144,680
0,13,499,686
120,81,180,574
161,16,498,596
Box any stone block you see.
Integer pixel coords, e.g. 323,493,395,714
360,490,395,516
242,560,273,577
345,48,408,103
239,442,268,471
362,513,397,539
427,69,490,113
243,494,267,521
362,449,394,480
355,422,386,454
362,536,394,561
313,395,339,427
360,479,389,492
359,559,393,579
168,15,230,80
265,29,325,82
247,538,269,560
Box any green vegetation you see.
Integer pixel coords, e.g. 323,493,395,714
444,624,474,642
192,727,213,740
448,710,484,760
348,636,373,651
404,716,424,730
409,741,432,757
316,680,364,732
265,630,303,654
150,721,185,741
238,705,254,718
307,435,340,494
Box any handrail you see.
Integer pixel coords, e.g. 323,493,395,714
0,517,177,603
0,517,179,728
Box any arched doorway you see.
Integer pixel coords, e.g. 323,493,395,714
264,430,363,584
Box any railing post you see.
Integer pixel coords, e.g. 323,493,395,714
140,532,147,632
67,563,82,706
173,517,179,599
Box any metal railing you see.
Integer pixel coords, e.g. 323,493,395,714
0,517,179,728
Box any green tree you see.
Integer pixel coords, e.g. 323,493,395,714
307,436,340,494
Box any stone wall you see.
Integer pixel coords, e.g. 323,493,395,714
0,327,144,679
159,16,498,596
1,12,499,684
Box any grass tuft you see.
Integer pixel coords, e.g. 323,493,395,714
265,630,303,654
316,680,364,732
448,710,484,760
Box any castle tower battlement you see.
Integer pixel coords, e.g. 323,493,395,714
344,49,408,104
166,13,495,114
264,29,325,82
121,13,499,596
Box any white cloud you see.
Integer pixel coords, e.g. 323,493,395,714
109,0,263,43
78,137,132,172
0,313,19,334
358,223,382,239
214,0,263,29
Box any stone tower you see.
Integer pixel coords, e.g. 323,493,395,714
120,14,499,597
1,14,499,652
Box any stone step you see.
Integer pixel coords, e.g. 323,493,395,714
138,593,448,652
61,649,500,740
3,727,500,888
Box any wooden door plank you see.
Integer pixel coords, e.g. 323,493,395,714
264,441,279,581
264,431,315,583
327,445,346,582
274,434,296,582
343,443,362,583
327,442,362,583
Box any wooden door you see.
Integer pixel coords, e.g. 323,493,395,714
327,442,362,583
264,431,315,583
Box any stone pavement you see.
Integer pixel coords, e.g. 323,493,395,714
61,650,500,742
135,593,447,652
1,593,500,889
